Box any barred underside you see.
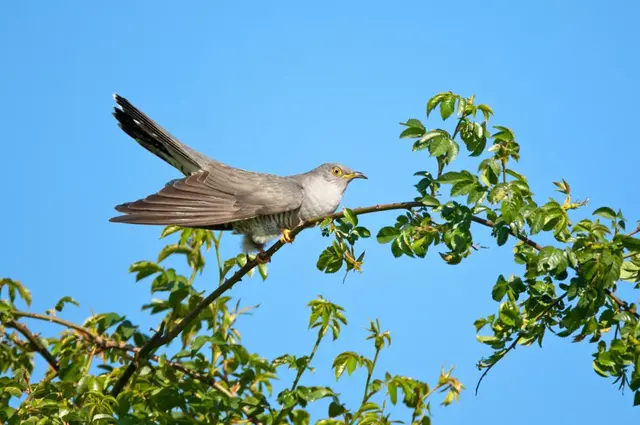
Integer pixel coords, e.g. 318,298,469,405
233,210,299,237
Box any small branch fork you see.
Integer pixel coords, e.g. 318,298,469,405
4,200,636,397
5,319,60,373
10,310,231,396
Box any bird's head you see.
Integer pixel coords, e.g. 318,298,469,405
317,163,368,188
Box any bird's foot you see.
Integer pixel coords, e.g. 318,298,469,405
255,250,271,264
280,229,295,244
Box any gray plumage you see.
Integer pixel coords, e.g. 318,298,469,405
110,94,367,252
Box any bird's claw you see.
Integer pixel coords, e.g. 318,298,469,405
255,250,270,264
280,229,295,244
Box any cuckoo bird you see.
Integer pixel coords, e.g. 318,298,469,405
110,94,367,253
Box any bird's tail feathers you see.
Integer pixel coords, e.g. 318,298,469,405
112,94,207,176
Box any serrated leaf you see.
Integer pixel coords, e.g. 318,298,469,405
160,225,182,238
343,208,358,226
377,227,400,244
317,247,343,274
440,96,456,120
478,104,494,121
400,118,425,129
438,171,473,184
428,136,450,157
426,94,445,117
400,127,425,139
129,261,164,282
619,235,640,251
157,244,193,263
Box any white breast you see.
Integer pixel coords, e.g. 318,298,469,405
299,179,345,220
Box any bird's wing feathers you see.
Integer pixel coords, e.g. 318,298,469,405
110,167,303,227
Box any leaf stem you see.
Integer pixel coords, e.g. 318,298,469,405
361,348,380,405
274,327,325,424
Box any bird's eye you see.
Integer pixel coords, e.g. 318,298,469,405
331,167,342,176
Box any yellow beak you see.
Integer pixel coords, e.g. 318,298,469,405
345,171,368,180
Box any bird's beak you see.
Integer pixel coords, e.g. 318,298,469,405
346,171,368,180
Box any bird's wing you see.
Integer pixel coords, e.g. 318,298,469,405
110,166,303,227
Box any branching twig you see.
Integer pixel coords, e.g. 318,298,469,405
474,292,568,395
10,310,230,395
110,202,423,396
6,319,60,373
7,199,636,397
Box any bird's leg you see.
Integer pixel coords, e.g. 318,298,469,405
280,228,295,244
255,249,271,264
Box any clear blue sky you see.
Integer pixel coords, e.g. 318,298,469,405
2,0,639,422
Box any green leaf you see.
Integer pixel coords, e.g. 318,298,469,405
412,130,449,152
317,247,343,274
3,386,22,397
400,127,425,139
426,93,445,117
54,296,79,312
438,171,473,184
400,118,425,130
129,261,164,282
92,413,114,422
593,207,617,220
377,227,400,244
440,96,456,120
343,208,358,226
619,235,640,251
419,195,440,207
160,225,182,238
258,262,268,280
388,382,398,405
492,125,515,142
329,401,346,418
354,226,371,238
491,275,508,301
1,279,32,307
478,104,494,121
538,246,568,274
157,244,193,263
428,136,450,157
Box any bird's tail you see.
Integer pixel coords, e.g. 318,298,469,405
112,94,209,176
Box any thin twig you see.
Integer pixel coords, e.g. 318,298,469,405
6,319,60,372
110,201,423,396
273,328,325,424
474,292,568,395
11,310,230,395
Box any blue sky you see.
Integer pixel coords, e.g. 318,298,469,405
2,0,639,422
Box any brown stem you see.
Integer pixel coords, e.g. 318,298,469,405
474,292,568,395
10,199,635,396
110,202,423,396
10,310,230,395
6,319,60,373
110,199,639,395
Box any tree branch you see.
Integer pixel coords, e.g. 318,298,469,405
474,292,568,395
10,310,231,396
6,319,60,373
110,201,423,396
10,199,634,397
469,216,638,318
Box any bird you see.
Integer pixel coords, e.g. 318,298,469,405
109,94,367,254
